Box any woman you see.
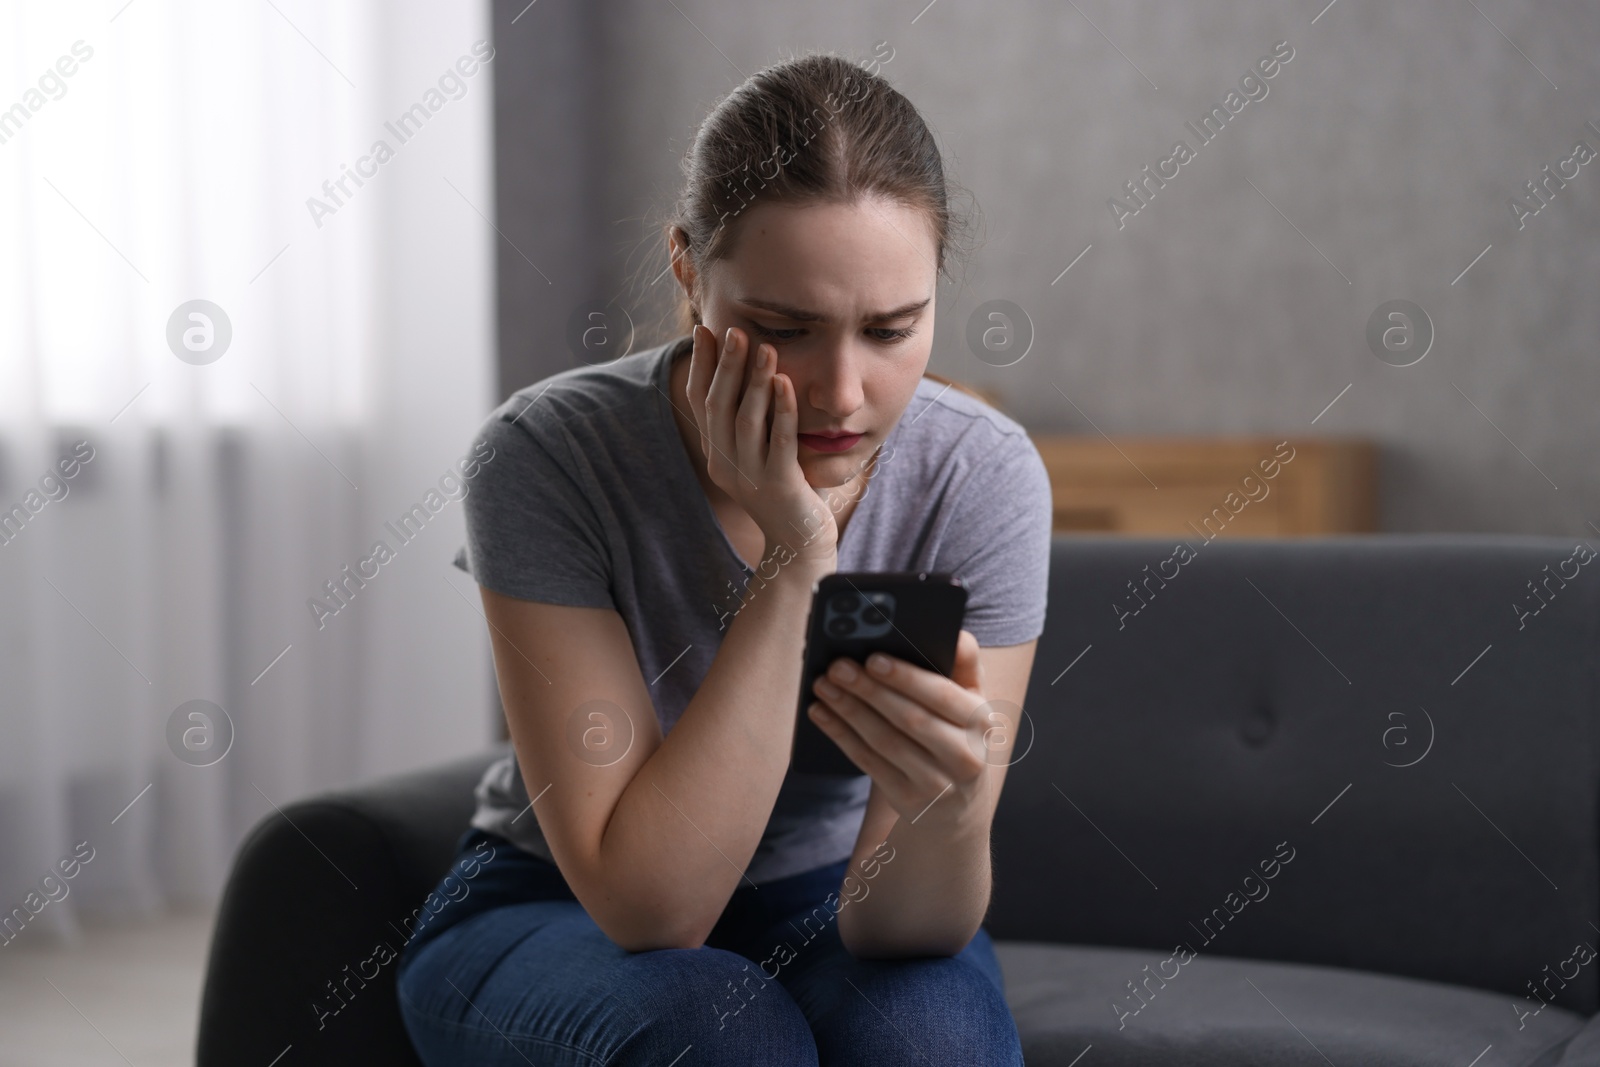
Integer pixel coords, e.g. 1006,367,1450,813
395,50,1052,1065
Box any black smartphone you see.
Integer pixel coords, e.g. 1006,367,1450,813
792,571,968,777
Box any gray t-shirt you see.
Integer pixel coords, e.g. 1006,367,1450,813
453,333,1052,885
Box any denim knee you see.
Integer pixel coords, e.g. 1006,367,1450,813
605,945,818,1067
809,954,1023,1067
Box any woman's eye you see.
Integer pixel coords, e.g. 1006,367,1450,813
749,323,803,342
747,324,915,343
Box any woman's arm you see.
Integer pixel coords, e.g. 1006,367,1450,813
482,542,834,953
812,634,1039,957
483,324,843,952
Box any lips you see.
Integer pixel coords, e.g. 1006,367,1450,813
797,432,863,453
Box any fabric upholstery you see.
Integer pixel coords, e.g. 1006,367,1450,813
998,941,1585,1066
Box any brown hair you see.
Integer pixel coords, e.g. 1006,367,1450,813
660,50,974,341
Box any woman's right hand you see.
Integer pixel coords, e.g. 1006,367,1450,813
685,323,839,563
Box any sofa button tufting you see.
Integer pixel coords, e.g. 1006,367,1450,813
1240,704,1275,746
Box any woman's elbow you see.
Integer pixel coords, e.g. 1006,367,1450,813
596,906,712,953
840,920,974,960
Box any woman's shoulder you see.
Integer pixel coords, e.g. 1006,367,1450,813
477,337,682,454
891,373,1042,475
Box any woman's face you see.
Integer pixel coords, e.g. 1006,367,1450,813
683,196,938,490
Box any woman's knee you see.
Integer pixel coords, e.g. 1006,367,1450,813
808,953,1022,1066
395,903,611,1064
605,945,818,1067
398,925,816,1065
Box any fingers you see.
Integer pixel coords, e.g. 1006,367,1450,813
686,323,807,515
806,699,908,789
767,370,798,482
703,327,752,487
822,660,932,728
734,340,775,475
951,630,983,692
850,651,981,728
809,676,958,791
685,325,714,459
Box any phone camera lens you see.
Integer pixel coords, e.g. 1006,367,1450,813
826,615,857,637
830,592,860,613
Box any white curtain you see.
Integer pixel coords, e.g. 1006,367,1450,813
0,0,497,943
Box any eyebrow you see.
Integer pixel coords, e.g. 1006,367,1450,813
737,296,931,323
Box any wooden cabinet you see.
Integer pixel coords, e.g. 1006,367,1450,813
1029,435,1378,537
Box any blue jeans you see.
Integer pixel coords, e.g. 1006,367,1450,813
395,828,1024,1066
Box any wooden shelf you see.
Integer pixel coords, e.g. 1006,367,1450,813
1030,435,1378,537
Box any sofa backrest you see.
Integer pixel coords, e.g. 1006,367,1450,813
989,534,1600,1015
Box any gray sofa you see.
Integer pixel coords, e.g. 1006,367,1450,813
198,534,1600,1065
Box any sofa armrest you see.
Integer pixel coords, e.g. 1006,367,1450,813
196,746,506,1066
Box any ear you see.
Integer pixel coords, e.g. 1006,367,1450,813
668,227,697,302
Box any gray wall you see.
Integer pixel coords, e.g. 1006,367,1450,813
489,0,1599,535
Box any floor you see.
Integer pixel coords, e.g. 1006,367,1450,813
0,907,214,1067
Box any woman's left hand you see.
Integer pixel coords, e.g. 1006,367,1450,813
807,629,1007,827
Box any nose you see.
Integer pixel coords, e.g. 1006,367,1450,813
802,337,863,420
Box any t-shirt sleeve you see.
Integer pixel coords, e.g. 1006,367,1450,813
453,406,615,609
940,431,1053,646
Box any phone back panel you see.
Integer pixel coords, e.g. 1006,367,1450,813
792,571,968,776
